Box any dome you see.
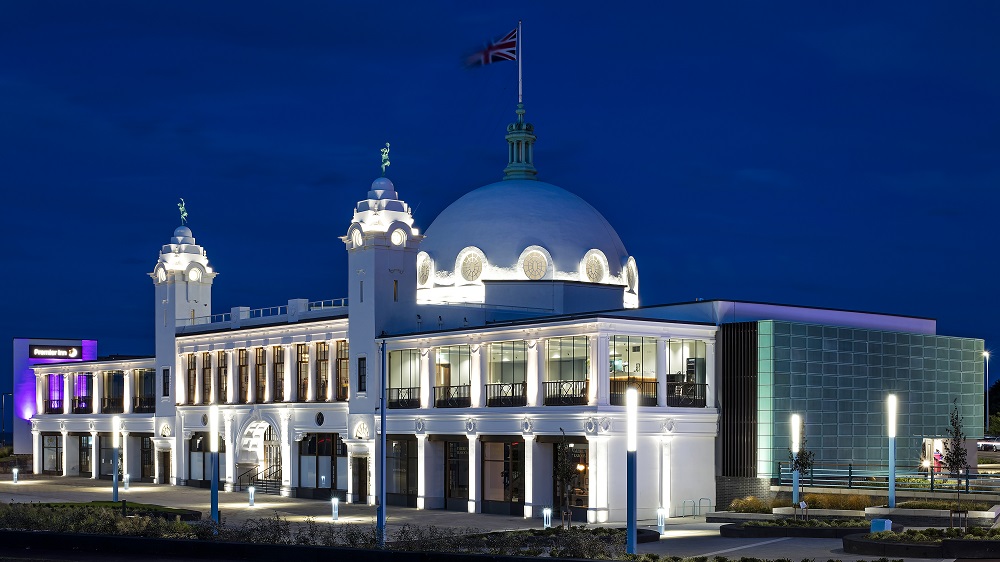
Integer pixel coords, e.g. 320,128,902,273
368,177,397,200
421,179,630,281
171,226,195,245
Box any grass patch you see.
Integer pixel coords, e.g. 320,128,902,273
36,502,194,516
895,499,994,511
869,526,1000,544
743,518,869,528
728,493,883,512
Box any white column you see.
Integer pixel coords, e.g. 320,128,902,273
705,341,716,409
467,434,480,513
419,348,433,409
32,430,41,474
61,430,69,476
470,346,482,408
416,434,427,509
90,431,99,479
526,340,540,407
63,374,72,414
93,372,104,414
247,348,257,405
226,350,236,404
280,412,293,496
523,435,536,517
123,370,134,414
283,346,293,402
656,339,667,408
306,342,316,402
660,437,672,517
595,335,610,406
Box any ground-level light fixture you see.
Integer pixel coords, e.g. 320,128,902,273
542,507,552,529
331,497,339,521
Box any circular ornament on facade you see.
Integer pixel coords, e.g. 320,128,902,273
663,418,676,433
625,257,638,292
351,229,363,247
156,268,167,282
464,418,477,434
522,251,547,280
585,254,605,283
89,421,96,431
417,256,431,286
584,417,598,434
599,417,612,433
520,417,533,434
201,414,209,427
390,228,406,246
188,268,202,282
461,254,483,282
415,418,425,433
315,412,325,427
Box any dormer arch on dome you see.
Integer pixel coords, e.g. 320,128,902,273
416,251,434,288
516,245,554,281
455,246,488,285
580,249,610,284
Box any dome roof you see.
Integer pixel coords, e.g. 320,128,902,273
172,225,195,245
422,179,629,278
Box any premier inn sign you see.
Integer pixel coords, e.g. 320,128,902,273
28,345,82,360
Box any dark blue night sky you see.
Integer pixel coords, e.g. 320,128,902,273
5,2,999,392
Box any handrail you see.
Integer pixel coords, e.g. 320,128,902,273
178,297,349,327
308,298,348,310
235,465,257,491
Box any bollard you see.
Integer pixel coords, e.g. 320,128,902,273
121,500,127,517
12,468,18,484
248,486,255,507
331,497,339,521
657,507,666,534
542,507,552,529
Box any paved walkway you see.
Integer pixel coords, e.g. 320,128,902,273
0,476,961,561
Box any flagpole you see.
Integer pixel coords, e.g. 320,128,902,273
517,20,523,103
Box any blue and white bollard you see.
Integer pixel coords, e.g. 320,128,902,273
248,486,255,507
331,497,339,521
12,468,18,484
542,507,552,529
657,507,666,534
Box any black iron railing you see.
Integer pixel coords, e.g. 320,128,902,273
43,399,63,414
485,382,527,407
72,397,92,414
388,387,421,409
665,382,707,407
434,385,471,408
101,397,124,414
543,380,589,406
609,379,657,406
133,396,156,413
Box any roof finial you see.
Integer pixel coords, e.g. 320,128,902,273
502,104,537,180
380,142,391,176
178,198,188,225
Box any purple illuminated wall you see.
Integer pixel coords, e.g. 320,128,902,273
11,339,97,454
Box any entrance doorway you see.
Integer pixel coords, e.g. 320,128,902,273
481,440,524,516
158,451,171,484
352,456,369,504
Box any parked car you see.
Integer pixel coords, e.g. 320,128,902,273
977,436,1000,451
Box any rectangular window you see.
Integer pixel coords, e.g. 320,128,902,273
434,345,471,408
255,348,266,403
299,433,336,489
486,341,527,407
202,352,213,404
73,374,93,413
162,367,170,398
42,434,62,473
296,344,309,402
357,356,367,393
335,340,349,401
272,346,285,402
316,342,330,402
386,438,417,498
99,435,117,477
238,349,249,404
45,374,64,413
666,339,708,408
482,441,523,504
360,281,364,303
446,441,469,502
388,349,421,409
102,371,125,414
186,354,197,405
393,280,398,302
217,351,229,404
544,336,589,405
79,435,92,474
610,335,657,406
134,369,156,412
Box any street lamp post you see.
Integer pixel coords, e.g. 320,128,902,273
377,340,387,548
210,404,219,524
626,387,638,555
791,414,800,505
112,415,121,502
887,394,897,508
985,351,991,433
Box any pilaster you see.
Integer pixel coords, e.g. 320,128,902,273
31,430,41,474
419,348,432,409
124,370,134,414
93,373,104,414
61,430,69,476
526,340,540,407
63,374,72,414
467,434,480,513
306,342,316,402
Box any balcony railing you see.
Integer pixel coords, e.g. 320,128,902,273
609,379,657,406
133,396,156,413
101,397,124,414
388,387,420,409
543,380,589,406
485,382,527,407
434,385,471,408
666,382,707,408
336,379,349,402
43,399,63,414
72,397,92,414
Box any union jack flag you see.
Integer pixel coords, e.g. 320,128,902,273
465,27,518,66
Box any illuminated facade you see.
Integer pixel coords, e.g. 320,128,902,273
21,105,984,521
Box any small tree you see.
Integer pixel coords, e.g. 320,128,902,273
787,418,815,501
555,429,574,528
943,399,970,503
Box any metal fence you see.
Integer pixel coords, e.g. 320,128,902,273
776,461,1000,495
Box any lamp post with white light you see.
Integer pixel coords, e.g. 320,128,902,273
112,415,121,502
985,351,991,432
626,387,638,555
210,404,219,523
887,394,897,508
790,414,800,505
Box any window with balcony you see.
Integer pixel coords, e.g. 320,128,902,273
73,373,93,413
434,345,471,408
487,341,527,407
545,336,589,406
238,349,249,404
202,352,213,405
44,374,64,413
667,339,708,407
335,340,349,401
102,370,125,414
388,349,420,409
186,354,197,405
296,344,309,402
609,336,657,406
255,348,266,403
316,342,330,402
272,346,285,402
134,369,156,413
217,351,229,404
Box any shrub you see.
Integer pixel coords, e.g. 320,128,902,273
728,496,772,513
897,499,993,511
800,493,882,510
